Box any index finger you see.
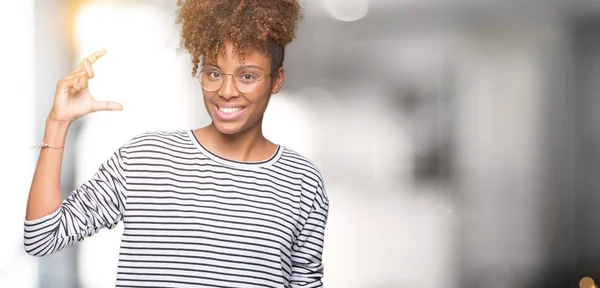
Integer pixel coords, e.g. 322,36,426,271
86,48,107,64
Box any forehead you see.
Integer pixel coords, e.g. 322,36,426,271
204,42,270,68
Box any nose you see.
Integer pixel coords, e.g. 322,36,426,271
218,74,240,99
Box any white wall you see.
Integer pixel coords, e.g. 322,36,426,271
71,1,206,287
0,1,38,287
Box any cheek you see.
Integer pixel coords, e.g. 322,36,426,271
202,92,216,109
246,94,270,113
248,84,273,107
202,90,214,102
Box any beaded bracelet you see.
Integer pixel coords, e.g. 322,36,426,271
31,141,65,149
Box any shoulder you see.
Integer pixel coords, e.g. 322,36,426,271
121,130,191,147
118,130,193,155
279,147,328,204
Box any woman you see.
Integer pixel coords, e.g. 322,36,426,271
23,0,329,287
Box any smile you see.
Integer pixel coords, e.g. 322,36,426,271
218,106,244,114
214,104,246,121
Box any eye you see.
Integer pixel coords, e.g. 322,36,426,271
204,70,222,80
238,73,258,83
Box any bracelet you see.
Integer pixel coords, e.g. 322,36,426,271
31,141,65,149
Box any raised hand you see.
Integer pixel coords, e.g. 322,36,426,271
49,48,122,122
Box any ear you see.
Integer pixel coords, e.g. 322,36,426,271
270,67,284,94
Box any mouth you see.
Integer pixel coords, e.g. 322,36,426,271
214,104,246,121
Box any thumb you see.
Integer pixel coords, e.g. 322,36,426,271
91,100,123,112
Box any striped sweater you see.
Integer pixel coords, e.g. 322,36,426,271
24,130,329,287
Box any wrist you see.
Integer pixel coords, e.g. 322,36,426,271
47,110,73,124
44,116,71,145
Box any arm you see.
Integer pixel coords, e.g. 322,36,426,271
24,142,128,257
290,182,329,288
23,48,124,256
25,117,71,221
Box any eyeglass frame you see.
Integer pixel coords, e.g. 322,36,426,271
197,65,274,93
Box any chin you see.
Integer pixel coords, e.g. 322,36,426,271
213,121,246,135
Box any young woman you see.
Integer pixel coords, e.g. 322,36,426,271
23,0,329,287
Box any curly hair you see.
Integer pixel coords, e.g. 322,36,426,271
175,0,302,77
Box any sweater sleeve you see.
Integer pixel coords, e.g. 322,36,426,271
23,146,128,257
290,176,329,288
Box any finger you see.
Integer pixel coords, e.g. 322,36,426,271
60,70,87,91
80,74,89,89
85,48,107,65
72,49,104,75
57,75,78,91
79,59,95,78
72,74,89,91
72,77,82,91
91,100,123,112
64,69,87,80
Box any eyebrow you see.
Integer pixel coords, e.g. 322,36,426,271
201,63,265,71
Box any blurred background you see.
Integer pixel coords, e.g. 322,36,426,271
3,0,600,287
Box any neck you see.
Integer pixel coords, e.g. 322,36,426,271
196,118,275,162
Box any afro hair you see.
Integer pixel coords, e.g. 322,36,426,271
175,0,303,76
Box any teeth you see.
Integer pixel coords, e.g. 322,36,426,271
219,107,243,114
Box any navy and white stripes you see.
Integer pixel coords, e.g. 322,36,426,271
24,130,329,287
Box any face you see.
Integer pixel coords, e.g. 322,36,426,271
200,41,284,135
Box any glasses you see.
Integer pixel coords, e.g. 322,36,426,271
198,66,271,93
